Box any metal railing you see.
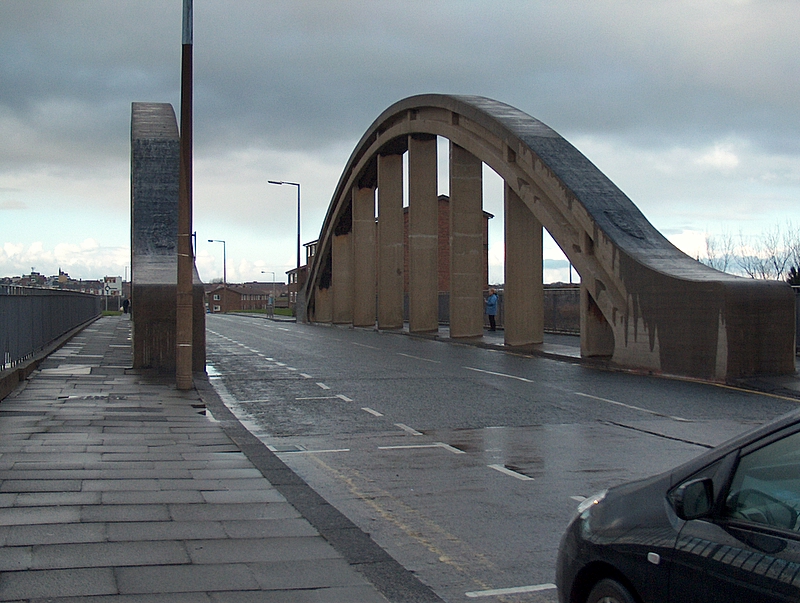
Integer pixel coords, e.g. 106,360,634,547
0,288,101,371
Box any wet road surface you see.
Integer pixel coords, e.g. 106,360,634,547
205,314,798,603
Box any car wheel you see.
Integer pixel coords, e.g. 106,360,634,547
586,578,636,603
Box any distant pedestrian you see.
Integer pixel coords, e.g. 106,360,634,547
485,288,498,332
122,298,130,315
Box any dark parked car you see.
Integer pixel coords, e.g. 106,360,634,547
557,410,800,603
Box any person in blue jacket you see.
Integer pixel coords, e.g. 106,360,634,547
485,288,498,331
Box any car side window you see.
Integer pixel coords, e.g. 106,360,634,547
723,431,800,532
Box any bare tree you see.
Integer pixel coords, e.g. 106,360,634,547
786,220,800,276
702,229,736,273
735,223,796,280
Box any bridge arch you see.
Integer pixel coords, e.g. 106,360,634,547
303,94,795,381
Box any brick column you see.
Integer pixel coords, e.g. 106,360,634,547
407,134,438,333
504,183,543,345
449,143,484,338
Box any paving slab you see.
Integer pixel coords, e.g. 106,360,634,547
0,316,446,601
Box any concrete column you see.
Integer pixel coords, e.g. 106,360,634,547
353,185,377,327
377,153,404,329
580,283,615,356
449,143,484,338
331,230,353,324
407,134,439,333
504,183,543,345
315,285,332,323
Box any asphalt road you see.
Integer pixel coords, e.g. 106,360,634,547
205,314,799,603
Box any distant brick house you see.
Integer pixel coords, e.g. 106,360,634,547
205,282,287,313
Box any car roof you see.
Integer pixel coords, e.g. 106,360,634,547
668,407,800,484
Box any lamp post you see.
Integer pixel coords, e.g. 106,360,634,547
175,0,194,390
261,270,276,316
208,239,226,286
268,180,301,288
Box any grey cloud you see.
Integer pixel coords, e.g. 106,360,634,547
3,0,799,165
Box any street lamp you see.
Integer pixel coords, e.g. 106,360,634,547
207,239,226,286
261,270,276,316
268,180,301,280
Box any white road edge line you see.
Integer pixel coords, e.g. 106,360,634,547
435,442,466,455
352,342,379,350
464,367,533,383
394,423,423,436
336,394,354,402
574,392,690,422
488,464,534,481
465,583,557,598
378,443,464,454
398,353,441,363
316,383,330,390
296,396,340,401
300,373,313,379
278,449,350,454
361,407,383,417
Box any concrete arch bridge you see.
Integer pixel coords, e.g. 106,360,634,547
302,94,795,382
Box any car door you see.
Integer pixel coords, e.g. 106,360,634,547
670,428,800,602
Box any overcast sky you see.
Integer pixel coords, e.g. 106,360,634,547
1,0,798,285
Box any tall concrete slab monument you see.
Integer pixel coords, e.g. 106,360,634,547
130,102,205,373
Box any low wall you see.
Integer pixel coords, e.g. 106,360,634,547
406,286,581,334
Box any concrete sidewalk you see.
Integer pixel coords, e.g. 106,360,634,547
0,316,440,602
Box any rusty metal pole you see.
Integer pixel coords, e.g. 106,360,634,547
176,0,194,390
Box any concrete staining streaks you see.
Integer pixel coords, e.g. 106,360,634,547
305,94,794,382
130,102,205,372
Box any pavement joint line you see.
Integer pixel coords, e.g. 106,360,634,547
398,353,441,363
574,391,690,422
488,464,535,481
464,366,533,382
465,583,557,598
393,423,424,436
